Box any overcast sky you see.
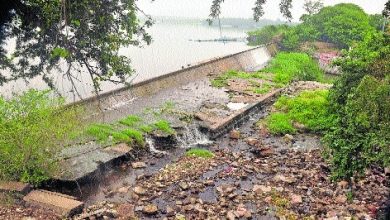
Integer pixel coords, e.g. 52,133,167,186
137,0,387,21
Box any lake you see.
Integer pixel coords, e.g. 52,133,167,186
0,18,254,101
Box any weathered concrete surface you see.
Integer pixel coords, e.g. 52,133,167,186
77,46,271,121
56,143,132,182
197,89,282,139
23,190,84,217
0,181,31,195
55,46,272,184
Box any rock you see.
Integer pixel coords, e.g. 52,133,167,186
284,134,294,142
335,195,347,204
385,167,390,175
324,217,338,220
227,211,236,220
235,204,251,218
117,186,130,194
165,206,175,217
142,204,158,215
290,194,303,204
178,182,189,190
293,122,306,131
229,130,241,139
116,204,135,219
253,185,272,194
245,138,259,146
337,180,349,189
131,162,147,169
133,186,147,195
274,175,296,184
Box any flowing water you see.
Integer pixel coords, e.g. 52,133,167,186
0,18,253,101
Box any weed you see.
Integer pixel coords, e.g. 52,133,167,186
186,148,214,159
119,115,142,127
0,90,82,185
265,90,335,135
121,129,145,146
261,52,324,85
346,190,354,203
154,120,175,134
266,113,296,134
86,123,115,142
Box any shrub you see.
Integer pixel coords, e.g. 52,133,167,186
265,90,334,135
0,90,81,185
266,113,296,134
261,52,324,85
305,3,374,48
186,148,214,159
247,24,290,46
325,31,390,180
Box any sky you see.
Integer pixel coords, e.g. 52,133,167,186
137,0,387,21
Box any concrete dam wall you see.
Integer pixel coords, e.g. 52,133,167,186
76,46,272,117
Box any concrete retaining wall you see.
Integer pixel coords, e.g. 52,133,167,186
75,46,272,115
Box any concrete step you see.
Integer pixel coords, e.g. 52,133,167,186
23,190,84,217
0,181,31,195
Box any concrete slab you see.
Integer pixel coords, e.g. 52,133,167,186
56,143,132,182
23,190,84,217
0,181,31,195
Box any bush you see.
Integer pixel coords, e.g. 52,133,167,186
266,90,334,135
325,31,390,180
305,3,374,48
261,52,324,85
247,24,290,46
266,113,296,134
0,90,81,185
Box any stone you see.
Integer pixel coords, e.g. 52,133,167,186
385,167,390,175
227,211,236,220
178,182,189,190
245,138,259,146
337,180,349,189
335,195,347,204
142,204,158,215
0,181,31,195
116,204,135,218
253,185,272,194
23,190,84,217
166,206,175,217
131,162,147,169
290,194,303,204
274,175,296,184
284,134,294,142
229,130,241,139
133,186,147,195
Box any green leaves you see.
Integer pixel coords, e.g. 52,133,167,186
51,47,70,59
0,90,82,185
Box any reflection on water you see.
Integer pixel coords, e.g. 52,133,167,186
0,19,253,101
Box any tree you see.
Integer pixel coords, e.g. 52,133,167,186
300,0,324,21
0,0,152,96
210,0,294,22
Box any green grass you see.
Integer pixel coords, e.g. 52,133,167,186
261,52,324,85
265,90,335,134
211,70,273,88
266,113,296,134
119,115,142,127
186,148,214,159
154,120,175,134
86,123,115,142
121,129,145,146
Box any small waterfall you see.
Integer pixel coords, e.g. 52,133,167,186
176,124,213,148
146,137,167,155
